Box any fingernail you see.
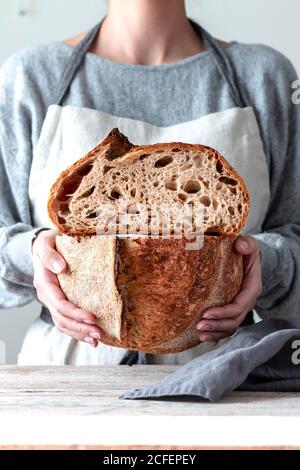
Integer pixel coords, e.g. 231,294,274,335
89,331,101,340
197,323,206,331
200,334,214,342
52,260,65,273
84,337,94,345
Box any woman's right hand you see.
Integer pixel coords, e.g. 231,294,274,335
32,229,102,347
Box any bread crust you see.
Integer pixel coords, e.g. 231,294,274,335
56,234,243,354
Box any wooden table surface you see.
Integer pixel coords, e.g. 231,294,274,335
0,365,300,450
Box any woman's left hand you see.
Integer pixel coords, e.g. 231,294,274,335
196,236,262,345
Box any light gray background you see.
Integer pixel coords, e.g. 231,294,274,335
0,0,299,363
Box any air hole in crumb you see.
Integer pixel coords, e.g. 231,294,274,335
229,187,237,195
216,160,223,173
139,153,150,161
219,176,238,186
155,150,165,154
165,181,177,191
200,196,211,207
103,165,113,175
58,202,69,212
154,181,159,187
60,176,82,198
238,204,243,214
77,163,94,177
57,216,66,224
131,188,136,197
172,148,181,153
206,231,220,236
154,156,173,168
57,191,70,202
178,193,187,202
110,187,123,200
216,182,222,191
193,156,203,168
183,180,201,194
212,199,219,210
228,206,235,216
86,212,98,219
181,162,193,171
78,186,96,199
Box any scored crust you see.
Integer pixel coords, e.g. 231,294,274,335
56,234,243,354
48,129,250,237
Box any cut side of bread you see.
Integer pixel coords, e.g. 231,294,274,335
48,129,250,236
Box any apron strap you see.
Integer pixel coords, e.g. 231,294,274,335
190,20,247,109
54,18,247,109
53,20,103,105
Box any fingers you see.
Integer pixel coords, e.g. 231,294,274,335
200,240,262,322
197,316,244,333
49,308,101,346
33,229,66,274
33,247,101,346
196,236,262,341
201,302,246,320
198,330,234,343
235,236,260,256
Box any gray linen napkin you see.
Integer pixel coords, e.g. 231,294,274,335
120,319,300,402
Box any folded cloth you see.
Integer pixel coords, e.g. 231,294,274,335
120,319,300,402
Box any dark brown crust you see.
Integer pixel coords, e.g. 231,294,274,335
57,234,243,354
48,129,250,237
101,235,242,353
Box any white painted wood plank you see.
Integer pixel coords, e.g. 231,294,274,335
0,366,299,448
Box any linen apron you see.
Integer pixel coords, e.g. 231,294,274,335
18,21,270,365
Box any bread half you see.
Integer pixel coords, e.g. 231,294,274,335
56,234,243,354
48,129,250,237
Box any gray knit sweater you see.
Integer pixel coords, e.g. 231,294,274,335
0,39,299,320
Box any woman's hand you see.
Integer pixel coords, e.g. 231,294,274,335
32,229,102,347
196,236,262,345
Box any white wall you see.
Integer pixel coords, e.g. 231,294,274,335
0,0,299,363
1,0,300,72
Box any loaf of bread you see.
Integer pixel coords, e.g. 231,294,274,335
48,129,249,354
55,234,243,354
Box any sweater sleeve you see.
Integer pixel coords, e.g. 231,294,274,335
0,51,49,308
240,47,300,319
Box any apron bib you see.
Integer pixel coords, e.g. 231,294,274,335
19,21,270,366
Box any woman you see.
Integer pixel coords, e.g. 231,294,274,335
0,0,299,365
